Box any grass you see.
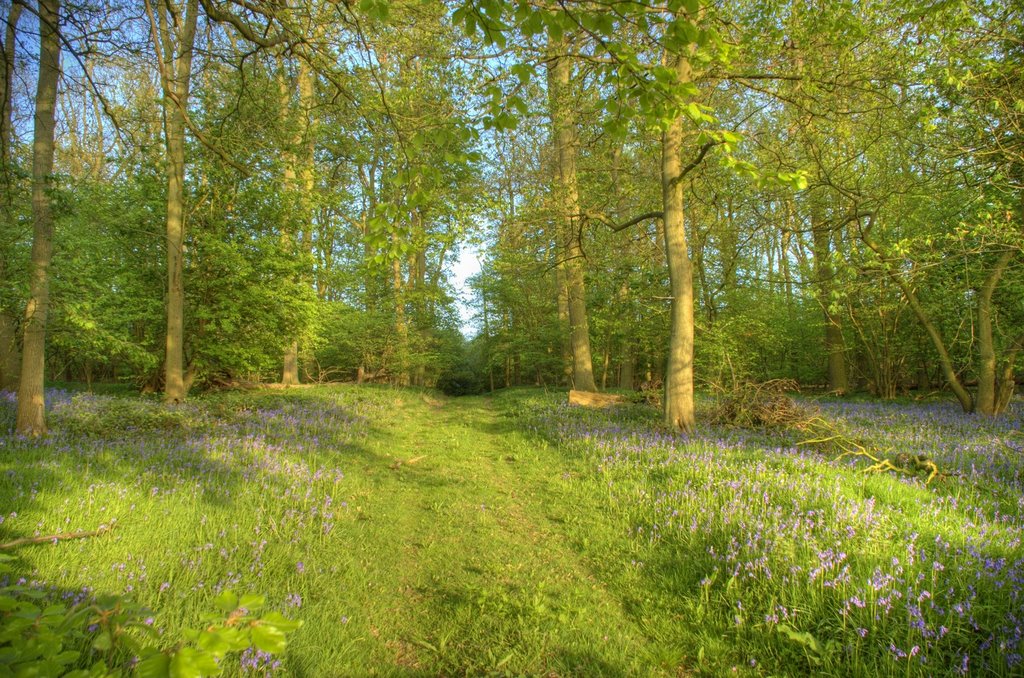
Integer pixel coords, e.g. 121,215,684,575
0,385,1022,676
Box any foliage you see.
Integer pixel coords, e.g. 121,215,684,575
0,553,299,677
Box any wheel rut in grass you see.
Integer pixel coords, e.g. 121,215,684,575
343,393,650,674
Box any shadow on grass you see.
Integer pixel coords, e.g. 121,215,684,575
0,386,406,543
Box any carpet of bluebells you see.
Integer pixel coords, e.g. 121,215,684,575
0,387,382,674
510,392,1024,676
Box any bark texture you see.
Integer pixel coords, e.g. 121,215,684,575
15,0,60,435
661,50,696,433
0,2,22,391
148,0,198,404
279,58,315,386
547,39,596,392
975,250,1015,415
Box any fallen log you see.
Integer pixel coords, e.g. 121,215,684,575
568,390,627,408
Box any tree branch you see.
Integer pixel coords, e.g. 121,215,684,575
586,210,664,233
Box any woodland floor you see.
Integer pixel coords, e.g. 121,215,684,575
1,385,1023,676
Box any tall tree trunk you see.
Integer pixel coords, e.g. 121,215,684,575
480,282,495,392
15,0,59,435
410,210,427,387
547,38,596,392
163,101,187,402
661,50,696,433
0,2,19,181
617,281,635,390
0,2,22,391
278,75,299,386
147,0,198,404
279,58,315,387
811,201,848,393
555,264,572,386
975,250,1015,415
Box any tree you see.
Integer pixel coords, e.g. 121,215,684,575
0,0,21,391
546,34,597,392
15,0,60,435
144,0,199,403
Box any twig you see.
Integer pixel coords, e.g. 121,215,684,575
0,520,117,550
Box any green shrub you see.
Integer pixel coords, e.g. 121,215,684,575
0,554,300,677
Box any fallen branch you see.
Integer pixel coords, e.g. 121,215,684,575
0,520,117,550
569,390,627,408
796,419,949,485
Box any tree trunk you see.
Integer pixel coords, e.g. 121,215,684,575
0,1,20,186
148,0,199,404
601,338,610,389
15,0,59,436
163,104,187,403
811,201,848,393
278,57,315,387
994,334,1022,415
282,341,299,386
975,250,1015,415
661,50,696,433
620,349,634,390
555,264,572,386
392,237,408,386
0,2,22,391
547,37,596,392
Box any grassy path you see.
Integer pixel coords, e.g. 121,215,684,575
302,393,651,676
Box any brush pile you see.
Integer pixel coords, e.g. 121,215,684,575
705,379,812,428
703,379,949,485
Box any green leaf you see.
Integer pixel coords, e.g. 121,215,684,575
547,19,563,43
169,647,219,678
92,631,113,652
212,590,238,614
261,611,303,632
251,622,287,654
196,629,231,656
137,653,171,678
238,593,265,612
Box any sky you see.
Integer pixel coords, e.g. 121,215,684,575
450,243,482,338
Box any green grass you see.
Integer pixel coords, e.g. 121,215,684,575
1,385,1021,676
0,387,667,675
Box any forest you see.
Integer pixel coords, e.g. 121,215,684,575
0,0,1022,676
